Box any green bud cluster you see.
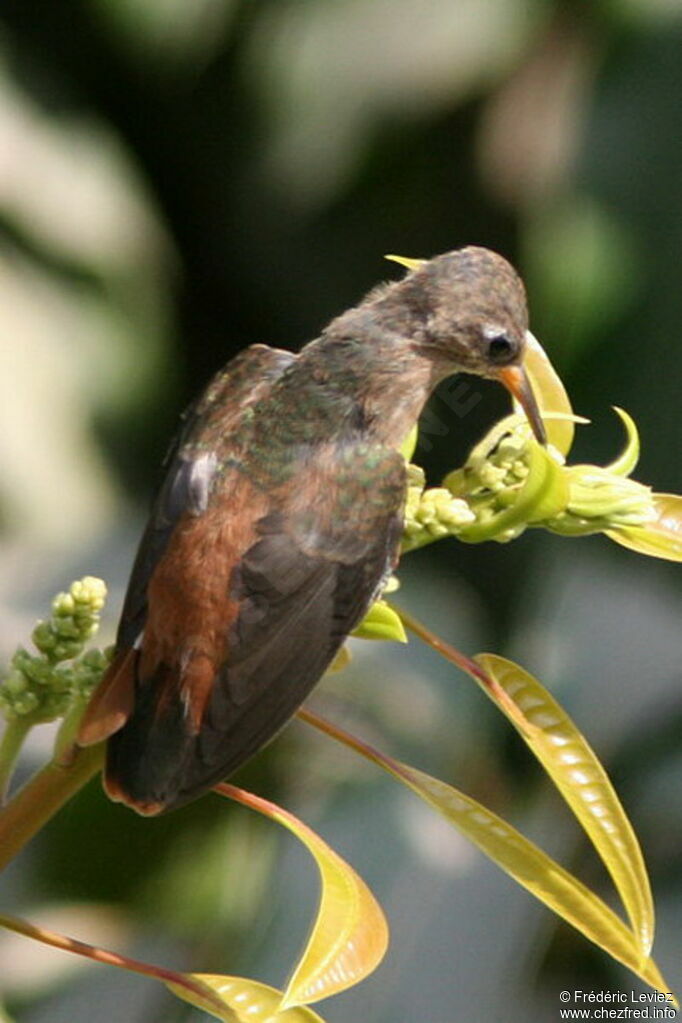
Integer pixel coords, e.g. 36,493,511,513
471,435,530,494
0,578,110,726
398,409,659,552
402,465,476,552
33,577,107,663
445,410,657,545
0,652,71,722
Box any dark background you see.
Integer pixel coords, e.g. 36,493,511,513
0,2,680,1021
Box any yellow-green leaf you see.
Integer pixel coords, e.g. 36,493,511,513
297,710,673,1000
216,785,388,1009
325,644,351,674
474,654,654,957
603,407,640,477
167,974,327,1022
399,423,419,461
352,600,407,643
524,330,574,455
384,254,426,272
279,814,388,1008
606,493,682,561
379,762,669,996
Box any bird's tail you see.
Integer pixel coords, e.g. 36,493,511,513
78,652,194,816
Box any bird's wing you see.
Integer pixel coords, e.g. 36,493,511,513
117,344,296,650
104,438,406,814
203,440,407,751
77,344,294,746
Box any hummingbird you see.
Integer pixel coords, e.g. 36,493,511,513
78,246,545,815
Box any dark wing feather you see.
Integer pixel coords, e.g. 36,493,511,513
105,441,406,813
78,345,294,747
195,512,403,769
116,344,295,650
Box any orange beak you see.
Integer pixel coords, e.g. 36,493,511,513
496,364,547,445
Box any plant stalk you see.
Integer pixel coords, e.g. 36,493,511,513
0,744,103,873
0,719,32,804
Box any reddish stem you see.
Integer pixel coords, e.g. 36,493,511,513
390,602,531,731
0,911,225,1012
296,707,391,767
215,781,288,821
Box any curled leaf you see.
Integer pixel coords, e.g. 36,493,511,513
353,600,407,643
297,710,674,1001
475,654,654,957
399,424,419,461
384,254,426,272
167,974,327,1023
384,763,670,997
216,785,388,1009
606,493,682,561
604,407,640,477
325,645,351,674
523,330,574,455
543,408,651,536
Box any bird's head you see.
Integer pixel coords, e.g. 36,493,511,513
393,247,546,444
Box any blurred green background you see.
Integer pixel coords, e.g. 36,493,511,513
0,1,681,1021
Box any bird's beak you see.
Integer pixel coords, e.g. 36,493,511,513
496,364,547,445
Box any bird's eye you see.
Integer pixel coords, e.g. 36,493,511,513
487,333,516,365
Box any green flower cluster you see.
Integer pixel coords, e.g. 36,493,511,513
402,409,658,550
0,577,111,726
402,465,475,551
545,466,655,538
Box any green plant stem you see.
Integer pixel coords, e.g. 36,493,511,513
0,744,103,873
0,719,32,804
54,695,93,759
